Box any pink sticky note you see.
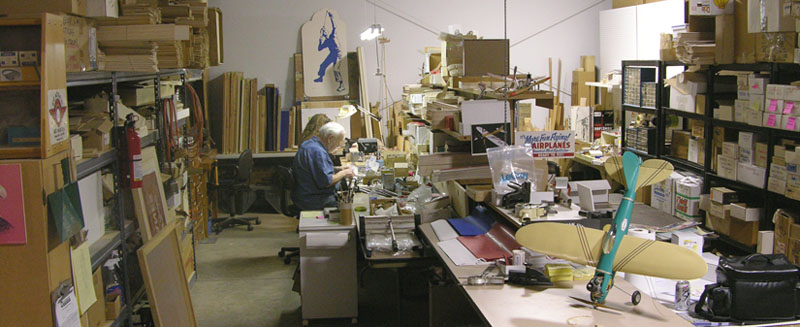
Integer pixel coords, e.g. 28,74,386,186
768,99,778,112
767,114,777,127
788,117,797,130
785,101,795,114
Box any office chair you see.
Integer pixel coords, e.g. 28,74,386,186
211,149,261,233
275,165,302,264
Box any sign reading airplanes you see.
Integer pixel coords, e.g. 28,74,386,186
516,131,575,158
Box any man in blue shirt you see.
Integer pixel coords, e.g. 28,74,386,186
292,122,354,210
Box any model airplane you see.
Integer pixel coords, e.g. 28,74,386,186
515,152,707,306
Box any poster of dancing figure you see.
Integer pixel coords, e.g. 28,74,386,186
301,9,349,97
0,164,26,245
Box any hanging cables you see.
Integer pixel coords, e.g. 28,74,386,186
185,82,205,156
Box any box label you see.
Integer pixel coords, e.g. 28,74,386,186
785,101,795,114
769,99,779,112
767,114,778,127
516,131,575,158
788,117,797,130
48,88,69,145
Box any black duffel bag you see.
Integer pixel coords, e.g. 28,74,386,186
695,254,800,322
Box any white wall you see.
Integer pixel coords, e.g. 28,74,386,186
208,0,612,113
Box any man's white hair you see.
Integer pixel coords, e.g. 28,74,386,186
318,122,345,139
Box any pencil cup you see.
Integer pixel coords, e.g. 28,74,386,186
339,202,353,226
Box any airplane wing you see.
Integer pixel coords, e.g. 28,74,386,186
604,156,673,191
515,222,706,280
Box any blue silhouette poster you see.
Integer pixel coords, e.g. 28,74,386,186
301,9,349,97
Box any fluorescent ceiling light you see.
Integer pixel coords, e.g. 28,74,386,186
360,24,384,41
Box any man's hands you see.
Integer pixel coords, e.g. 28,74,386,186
329,166,355,187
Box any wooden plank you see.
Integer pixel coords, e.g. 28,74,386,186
446,180,469,218
97,24,191,44
356,46,372,138
42,13,70,159
294,53,304,104
208,8,222,65
138,223,197,327
132,146,170,241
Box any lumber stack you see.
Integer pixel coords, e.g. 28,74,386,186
96,4,161,25
97,24,191,72
209,73,282,154
674,31,715,65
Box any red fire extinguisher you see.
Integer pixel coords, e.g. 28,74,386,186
122,113,142,188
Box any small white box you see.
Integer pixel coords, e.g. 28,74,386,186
758,231,774,254
722,142,739,158
689,138,701,164
782,115,800,131
749,93,765,111
718,154,738,179
709,201,731,219
671,230,704,255
738,131,755,150
715,105,734,121
763,112,783,128
731,203,761,222
737,162,767,188
689,0,733,15
766,99,784,113
746,109,764,126
769,177,787,194
771,163,788,181
750,76,769,94
669,87,696,113
755,142,769,168
737,74,750,91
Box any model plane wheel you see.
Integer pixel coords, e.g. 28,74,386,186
247,225,254,231
278,250,285,257
631,290,641,306
255,218,261,225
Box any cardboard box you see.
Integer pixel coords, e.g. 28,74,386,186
86,268,107,327
772,163,788,180
746,109,764,126
688,138,703,165
765,0,795,32
119,83,176,107
0,0,86,16
718,154,738,179
750,75,769,94
709,200,732,219
18,51,37,66
70,134,82,161
787,173,800,200
707,212,731,235
722,141,739,158
749,93,765,110
87,0,118,18
735,100,749,122
786,86,800,101
759,230,775,254
767,83,788,99
105,294,121,320
691,120,705,138
756,32,797,63
676,177,703,220
63,15,98,73
782,115,800,131
776,144,788,158
651,171,683,216
696,94,707,114
766,98,784,113
74,116,113,152
755,142,769,167
784,100,798,115
730,217,759,246
671,230,704,255
711,187,739,204
0,51,18,67
739,147,754,164
691,0,734,15
714,105,734,121
737,162,767,188
731,202,761,222
672,130,692,159
773,209,795,255
716,14,735,64
763,112,783,128
461,39,509,77
613,0,644,8
769,177,787,194
669,87,697,113
739,131,755,150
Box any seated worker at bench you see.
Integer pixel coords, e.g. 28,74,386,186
292,122,355,210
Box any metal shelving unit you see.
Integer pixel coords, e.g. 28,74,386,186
67,68,199,327
620,60,800,252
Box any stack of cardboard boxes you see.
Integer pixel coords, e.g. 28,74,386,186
761,84,800,131
702,187,760,246
769,143,800,200
774,209,800,264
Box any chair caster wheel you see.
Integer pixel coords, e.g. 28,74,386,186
278,250,285,257
247,225,254,231
631,290,641,306
255,219,261,225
